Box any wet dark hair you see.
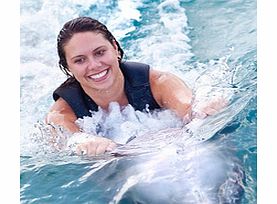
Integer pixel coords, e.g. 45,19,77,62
57,16,124,77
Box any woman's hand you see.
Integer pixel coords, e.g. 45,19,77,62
76,137,116,156
194,97,228,119
67,133,117,156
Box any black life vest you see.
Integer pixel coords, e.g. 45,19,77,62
53,61,161,119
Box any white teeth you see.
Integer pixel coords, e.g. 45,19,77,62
89,69,108,79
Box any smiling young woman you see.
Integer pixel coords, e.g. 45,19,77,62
64,31,128,109
46,16,226,156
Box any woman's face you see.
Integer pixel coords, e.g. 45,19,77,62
64,31,121,91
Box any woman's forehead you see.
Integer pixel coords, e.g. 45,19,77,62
64,32,111,57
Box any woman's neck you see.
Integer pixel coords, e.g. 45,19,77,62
82,75,128,110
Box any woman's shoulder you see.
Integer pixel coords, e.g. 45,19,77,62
120,61,150,86
149,69,173,86
58,77,79,88
120,61,150,70
149,68,191,98
53,77,81,101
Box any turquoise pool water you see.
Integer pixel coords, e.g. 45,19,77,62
20,0,256,203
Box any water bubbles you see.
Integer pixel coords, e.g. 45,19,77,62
76,102,184,145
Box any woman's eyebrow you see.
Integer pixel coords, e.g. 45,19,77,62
70,46,107,60
92,45,106,52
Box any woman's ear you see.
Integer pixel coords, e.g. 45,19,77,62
112,40,118,50
112,40,120,57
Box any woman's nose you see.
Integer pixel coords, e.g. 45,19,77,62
87,57,102,69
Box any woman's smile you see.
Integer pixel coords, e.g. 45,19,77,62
87,67,110,82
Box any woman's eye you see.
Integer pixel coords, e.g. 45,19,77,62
74,58,85,64
95,50,105,57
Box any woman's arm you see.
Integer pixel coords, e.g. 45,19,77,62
150,69,228,122
46,97,80,133
150,69,193,121
46,97,116,156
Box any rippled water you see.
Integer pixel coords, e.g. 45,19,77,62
20,0,256,203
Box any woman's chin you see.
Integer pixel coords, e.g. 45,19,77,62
89,78,115,91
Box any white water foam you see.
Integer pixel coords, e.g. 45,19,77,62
127,0,193,73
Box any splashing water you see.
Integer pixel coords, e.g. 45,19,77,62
20,0,256,203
